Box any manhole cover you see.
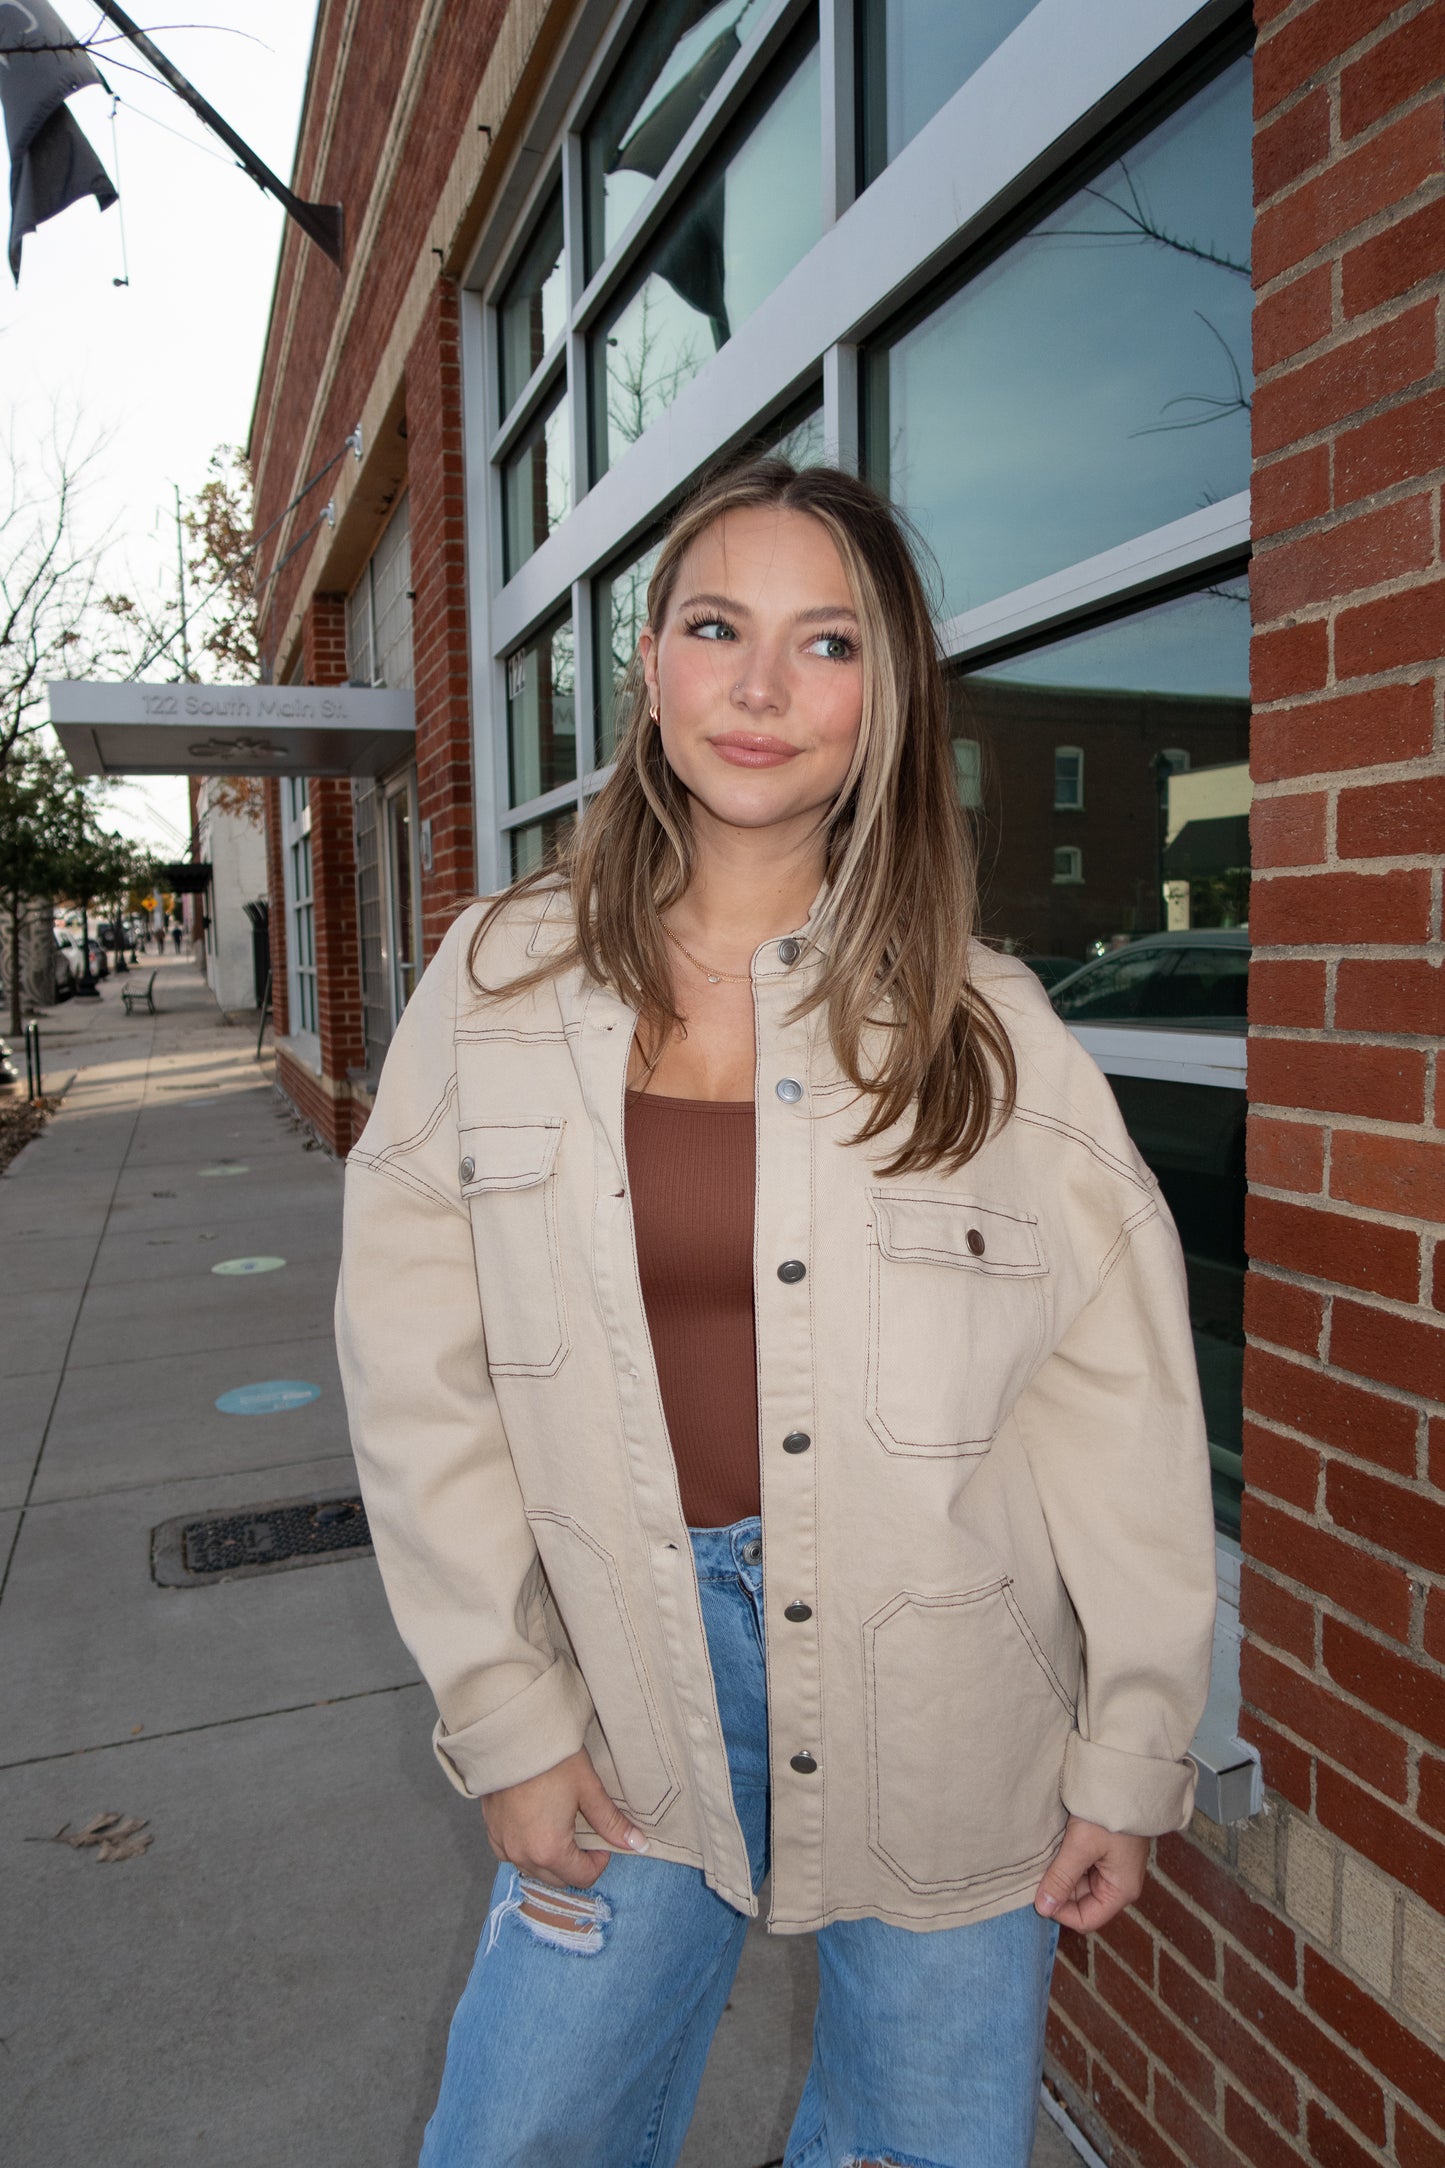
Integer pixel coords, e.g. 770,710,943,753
151,1492,372,1587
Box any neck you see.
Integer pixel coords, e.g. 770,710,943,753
669,809,826,962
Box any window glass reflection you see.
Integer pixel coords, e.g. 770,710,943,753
595,535,662,766
507,618,576,807
592,35,821,477
869,55,1253,616
502,394,572,581
510,805,576,879
585,0,769,277
498,187,566,418
859,0,1040,183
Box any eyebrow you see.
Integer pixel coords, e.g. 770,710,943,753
676,590,859,624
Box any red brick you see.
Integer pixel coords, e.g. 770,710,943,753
1249,957,1327,1029
1337,577,1445,680
1255,0,1414,118
1338,384,1445,504
1305,1946,1445,2125
1095,1945,1215,2105
1253,302,1437,456
1242,1420,1322,1510
1240,1561,1316,1666
1247,1113,1326,1192
1241,1640,1409,1796
1252,867,1433,947
1238,1706,1314,1809
1091,2061,1185,2168
1249,1038,1426,1124
1345,193,1445,317
1224,1944,1385,2143
1255,85,1332,201
1156,2069,1244,2168
1257,101,1445,273
1398,2108,1445,2168
1252,441,1332,537
1245,1269,1326,1355
1331,1295,1445,1400
1243,1494,1413,1637
1337,774,1445,859
1327,1460,1445,1575
1161,1948,1300,2127
1252,619,1330,702
1156,1832,1298,1986
1045,2006,1089,2094
1432,1416,1445,1487
1098,1904,1155,1987
1428,1583,1445,1667
1423,1752,1445,1837
1244,1346,1417,1472
1050,1961,1149,2100
1341,8,1445,139
1305,2098,1384,2168
1317,1760,1445,1916
1336,956,1445,1036
1137,1865,1220,1981
1250,680,1435,780
1255,264,1334,374
1332,1130,1445,1221
1252,495,1435,616
1323,1614,1445,1750
1226,2083,1305,2168
1247,1193,1420,1301
1251,789,1329,869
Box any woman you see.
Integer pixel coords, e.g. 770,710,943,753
336,458,1216,2167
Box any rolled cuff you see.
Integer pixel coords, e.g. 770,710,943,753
431,1655,596,1799
1062,1731,1199,1836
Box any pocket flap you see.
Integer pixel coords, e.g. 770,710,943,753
458,1120,563,1193
871,1191,1044,1275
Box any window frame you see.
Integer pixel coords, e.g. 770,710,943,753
1053,745,1084,812
280,775,319,1066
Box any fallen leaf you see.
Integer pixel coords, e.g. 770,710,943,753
66,1812,123,1848
96,1833,153,1863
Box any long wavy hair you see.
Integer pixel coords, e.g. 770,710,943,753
469,455,1016,1175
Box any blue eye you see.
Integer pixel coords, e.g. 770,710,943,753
685,615,735,641
810,632,858,662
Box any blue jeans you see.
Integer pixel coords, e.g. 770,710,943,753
420,1518,1060,2167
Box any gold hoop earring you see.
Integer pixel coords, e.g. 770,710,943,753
649,704,659,723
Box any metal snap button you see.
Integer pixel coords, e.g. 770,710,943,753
966,1227,986,1256
790,1750,818,1775
740,1538,762,1564
776,1078,803,1103
777,1259,806,1283
459,1157,475,1184
784,1600,812,1622
778,938,800,964
782,1431,811,1453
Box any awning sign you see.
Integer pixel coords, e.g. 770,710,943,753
48,681,416,778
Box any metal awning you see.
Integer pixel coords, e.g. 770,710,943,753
48,681,416,778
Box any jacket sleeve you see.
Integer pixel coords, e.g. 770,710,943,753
1014,1187,1218,1836
334,913,595,1798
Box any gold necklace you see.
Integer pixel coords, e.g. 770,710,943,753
663,924,751,985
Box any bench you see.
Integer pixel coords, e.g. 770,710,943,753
122,970,158,1016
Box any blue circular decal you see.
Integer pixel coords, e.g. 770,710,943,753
215,1380,321,1415
212,1256,287,1277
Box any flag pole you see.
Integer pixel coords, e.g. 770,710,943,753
87,0,343,266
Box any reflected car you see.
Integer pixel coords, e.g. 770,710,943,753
1021,953,1085,991
1049,928,1249,1031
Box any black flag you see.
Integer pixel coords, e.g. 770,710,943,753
1,1,117,282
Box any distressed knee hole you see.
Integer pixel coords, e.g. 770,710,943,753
482,1871,611,1956
841,2153,950,2168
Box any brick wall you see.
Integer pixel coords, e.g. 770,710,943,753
1044,4,1445,2163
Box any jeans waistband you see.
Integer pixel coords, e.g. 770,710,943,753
687,1515,762,1581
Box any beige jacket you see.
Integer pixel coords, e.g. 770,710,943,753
335,886,1217,1934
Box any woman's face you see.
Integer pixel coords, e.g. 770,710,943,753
639,506,864,841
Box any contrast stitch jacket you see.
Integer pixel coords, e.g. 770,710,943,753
334,886,1217,1934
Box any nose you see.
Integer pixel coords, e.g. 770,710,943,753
730,633,790,717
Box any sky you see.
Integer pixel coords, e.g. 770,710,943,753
1,1,319,851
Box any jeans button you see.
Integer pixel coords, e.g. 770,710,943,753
790,1751,818,1775
740,1538,762,1564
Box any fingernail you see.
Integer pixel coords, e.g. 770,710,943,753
1037,1893,1057,1915
625,1830,650,1854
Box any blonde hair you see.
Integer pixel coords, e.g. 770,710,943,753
470,455,1015,1175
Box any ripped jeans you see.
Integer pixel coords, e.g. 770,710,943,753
419,1517,1060,2168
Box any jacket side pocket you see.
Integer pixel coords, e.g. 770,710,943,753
864,1577,1073,1895
460,1120,568,1376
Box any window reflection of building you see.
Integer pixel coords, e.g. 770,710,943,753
346,499,417,1072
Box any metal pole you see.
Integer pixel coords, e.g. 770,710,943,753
26,1019,42,1101
24,1021,34,1100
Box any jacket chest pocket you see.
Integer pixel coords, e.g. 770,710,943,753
460,1121,568,1376
866,1191,1047,1456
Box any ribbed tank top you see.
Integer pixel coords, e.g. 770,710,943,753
624,1088,760,1528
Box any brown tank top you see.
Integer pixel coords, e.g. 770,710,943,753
624,1088,760,1528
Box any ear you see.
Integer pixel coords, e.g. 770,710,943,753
638,626,659,714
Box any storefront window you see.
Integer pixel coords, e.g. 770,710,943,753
591,32,821,478
510,805,576,879
507,617,576,807
498,186,566,418
858,0,1041,184
281,776,316,1039
502,393,572,580
584,0,769,278
594,535,662,767
866,54,1252,617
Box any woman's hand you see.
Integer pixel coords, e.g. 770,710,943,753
481,1748,650,1889
1034,1816,1150,1932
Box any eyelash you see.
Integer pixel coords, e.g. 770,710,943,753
682,611,859,663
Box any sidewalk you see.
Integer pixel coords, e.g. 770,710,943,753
1,953,1076,2168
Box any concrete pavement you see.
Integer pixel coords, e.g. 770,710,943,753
1,951,1079,2168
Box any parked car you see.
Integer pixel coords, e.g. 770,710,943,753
52,932,75,1001
1021,953,1086,991
1049,928,1249,1031
85,937,109,980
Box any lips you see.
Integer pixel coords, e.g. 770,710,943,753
707,732,801,768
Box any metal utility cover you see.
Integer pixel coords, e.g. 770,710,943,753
48,680,415,778
151,1491,373,1586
